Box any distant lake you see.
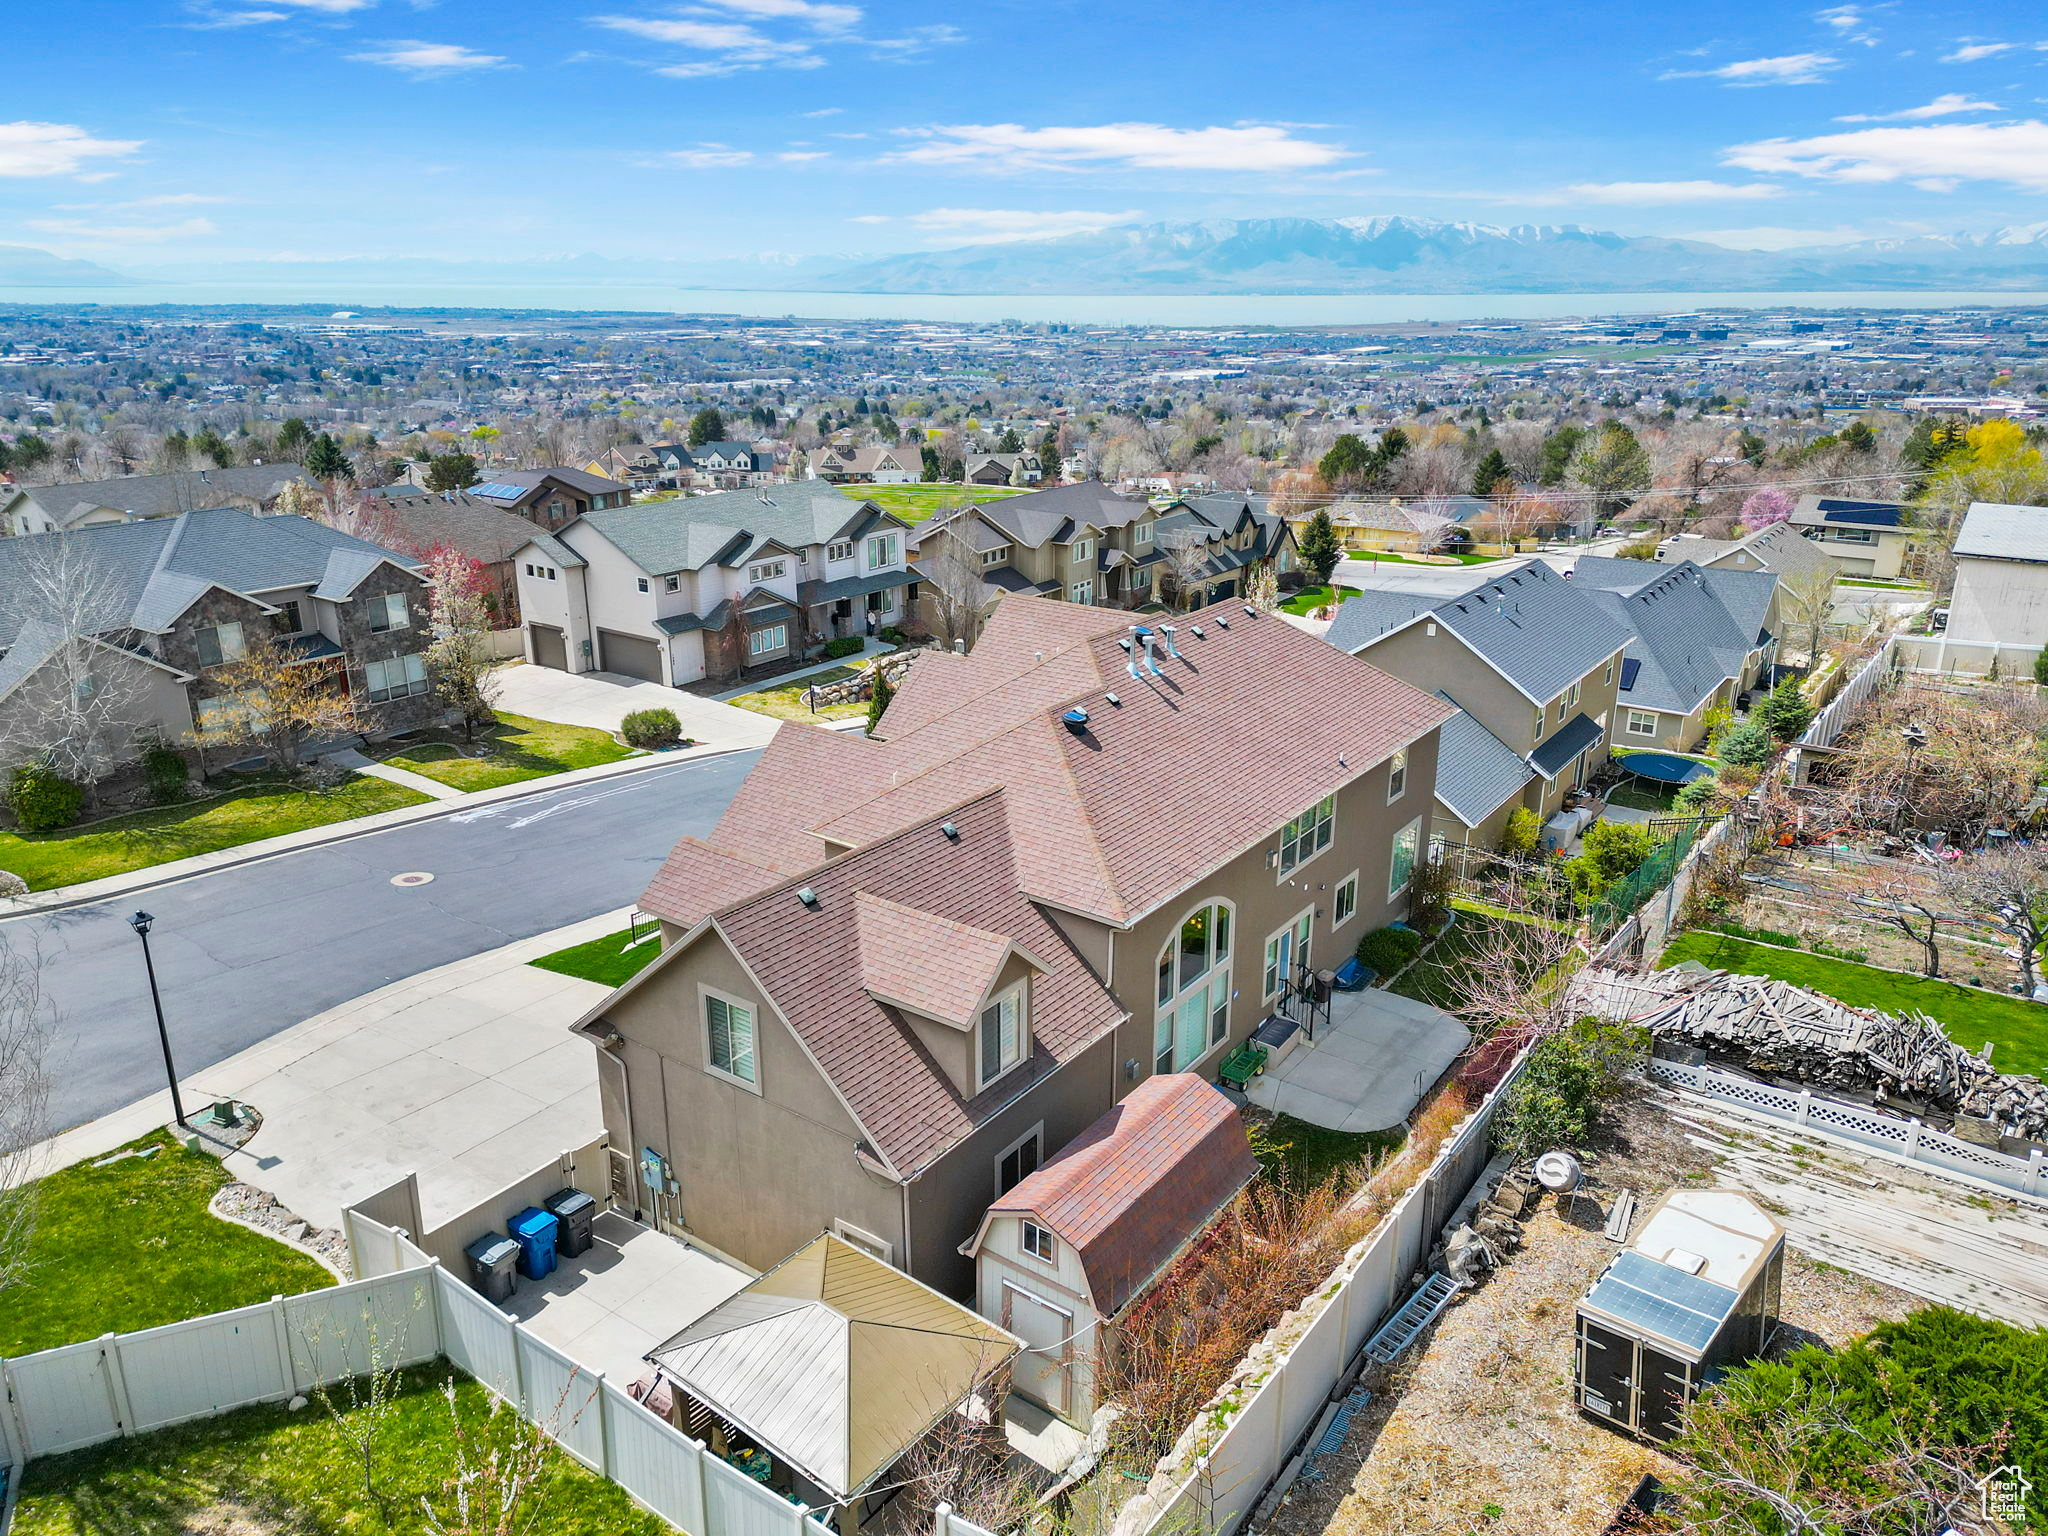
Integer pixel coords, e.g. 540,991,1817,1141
4,283,2047,326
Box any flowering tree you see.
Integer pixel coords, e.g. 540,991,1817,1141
1739,487,1794,531
423,545,501,740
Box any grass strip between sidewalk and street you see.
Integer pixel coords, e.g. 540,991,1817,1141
0,774,429,893
380,711,638,791
1660,929,2048,1078
2,1130,335,1359
530,924,665,989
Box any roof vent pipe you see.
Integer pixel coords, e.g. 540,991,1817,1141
1160,624,1184,661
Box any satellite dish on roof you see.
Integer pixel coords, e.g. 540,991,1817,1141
1534,1151,1583,1193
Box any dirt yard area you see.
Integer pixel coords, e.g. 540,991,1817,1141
1269,1095,1923,1536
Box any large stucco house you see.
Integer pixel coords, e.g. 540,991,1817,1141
1911,500,2048,676
569,594,1451,1297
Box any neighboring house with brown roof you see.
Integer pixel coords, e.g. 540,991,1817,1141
572,593,1451,1296
964,451,1043,487
960,1073,1256,1422
469,467,631,531
809,444,920,485
367,484,543,628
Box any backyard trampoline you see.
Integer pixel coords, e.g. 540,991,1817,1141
1616,751,1714,786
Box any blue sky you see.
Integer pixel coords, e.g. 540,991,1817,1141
5,0,2047,267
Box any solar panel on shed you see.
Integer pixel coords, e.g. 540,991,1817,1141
1582,1249,1738,1355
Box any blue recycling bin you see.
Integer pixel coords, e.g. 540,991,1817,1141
508,1206,559,1281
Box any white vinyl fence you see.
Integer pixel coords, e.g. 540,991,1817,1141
1111,1048,1532,1536
1,1214,1000,1536
1648,1057,2048,1203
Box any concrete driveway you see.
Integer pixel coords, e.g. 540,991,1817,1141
496,662,781,750
1247,988,1471,1133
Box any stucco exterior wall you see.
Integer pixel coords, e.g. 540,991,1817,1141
1948,556,2048,649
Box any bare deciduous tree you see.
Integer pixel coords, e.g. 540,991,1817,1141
0,937,52,1292
197,630,362,773
1155,528,1213,612
1777,564,1840,668
915,522,992,651
1937,842,2048,999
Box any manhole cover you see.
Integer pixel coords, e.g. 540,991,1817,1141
390,871,435,887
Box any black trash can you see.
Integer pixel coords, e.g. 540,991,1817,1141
545,1188,597,1259
465,1232,519,1303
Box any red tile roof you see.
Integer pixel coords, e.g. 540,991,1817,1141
983,1074,1256,1314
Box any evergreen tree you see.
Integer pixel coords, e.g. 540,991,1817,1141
1470,447,1513,497
1570,421,1652,516
996,427,1023,453
1538,425,1585,487
1736,428,1768,468
1300,508,1342,586
921,445,942,482
865,667,894,737
304,432,352,482
190,426,232,466
423,451,480,492
687,407,726,447
275,417,312,457
1318,433,1376,488
1755,676,1815,742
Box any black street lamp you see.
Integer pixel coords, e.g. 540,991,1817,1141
128,911,188,1129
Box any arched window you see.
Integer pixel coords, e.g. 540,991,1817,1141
1154,900,1233,1075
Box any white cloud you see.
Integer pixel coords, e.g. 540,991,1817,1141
1682,223,1887,249
659,144,756,167
593,12,819,71
0,121,143,178
1725,119,2048,191
29,216,216,243
349,40,507,73
1814,5,1877,43
267,0,379,10
699,0,862,32
777,150,827,161
801,107,845,117
847,214,890,223
886,122,1349,173
1941,41,2015,62
906,206,1145,243
1661,52,1841,85
1545,179,1786,205
1835,92,2001,121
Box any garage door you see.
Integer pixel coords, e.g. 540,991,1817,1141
530,624,568,670
597,628,664,683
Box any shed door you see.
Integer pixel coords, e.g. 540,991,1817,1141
1638,1346,1693,1442
530,624,568,671
1576,1315,1635,1429
1002,1282,1073,1419
598,629,663,683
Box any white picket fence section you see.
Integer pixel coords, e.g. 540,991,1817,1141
0,1215,999,1536
1648,1057,2048,1202
1111,1048,1532,1536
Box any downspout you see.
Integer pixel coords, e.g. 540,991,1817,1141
898,1172,916,1275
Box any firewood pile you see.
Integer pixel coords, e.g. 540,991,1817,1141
1572,964,2048,1139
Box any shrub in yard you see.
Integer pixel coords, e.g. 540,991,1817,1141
2036,647,2048,688
822,635,865,659
7,763,83,831
1716,718,1774,769
1564,819,1653,903
1356,924,1424,975
1501,806,1541,858
142,743,190,804
1674,774,1722,813
1492,1017,1646,1159
619,707,681,748
1754,675,1816,742
879,624,907,645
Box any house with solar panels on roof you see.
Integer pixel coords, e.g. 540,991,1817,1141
0,506,447,776
467,467,632,532
512,481,911,683
1789,494,1917,579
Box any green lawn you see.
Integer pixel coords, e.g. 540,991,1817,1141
726,664,867,722
1605,779,1679,814
1660,930,2048,1078
1280,585,1363,616
1249,1113,1403,1194
2,1131,336,1358
529,924,665,989
1345,549,1502,566
838,482,1030,524
0,774,429,892
13,1365,669,1536
382,712,638,791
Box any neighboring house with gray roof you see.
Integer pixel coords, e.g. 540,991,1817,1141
1789,494,1917,579
469,467,631,532
0,507,444,774
1564,555,1779,754
1326,559,1631,847
1654,520,1834,593
2,464,314,537
1911,500,2048,676
512,480,912,684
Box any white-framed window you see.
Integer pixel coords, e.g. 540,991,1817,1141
1069,580,1095,605
832,1220,892,1263
866,533,899,569
1389,817,1422,898
1625,709,1659,737
1277,794,1334,876
545,567,557,581
364,652,429,702
1020,1220,1056,1264
1334,870,1360,928
977,984,1026,1089
524,563,534,577
1833,528,1874,543
1134,522,1154,545
1263,908,1313,1000
1567,681,1581,709
272,600,303,635
748,623,787,658
637,578,649,593
1604,657,1614,685
1071,537,1095,564
1387,747,1408,803
747,559,787,584
367,592,409,634
194,621,245,668
981,544,1012,568
665,574,681,593
828,539,854,562
1155,900,1233,1074
704,989,758,1090
995,1125,1042,1196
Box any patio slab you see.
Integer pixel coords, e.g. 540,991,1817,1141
1246,987,1470,1133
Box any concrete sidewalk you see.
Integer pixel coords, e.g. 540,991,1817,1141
31,908,635,1231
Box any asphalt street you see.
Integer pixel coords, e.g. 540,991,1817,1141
5,750,759,1131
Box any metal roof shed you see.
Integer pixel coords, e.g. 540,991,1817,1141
1574,1189,1784,1443
645,1234,1020,1519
